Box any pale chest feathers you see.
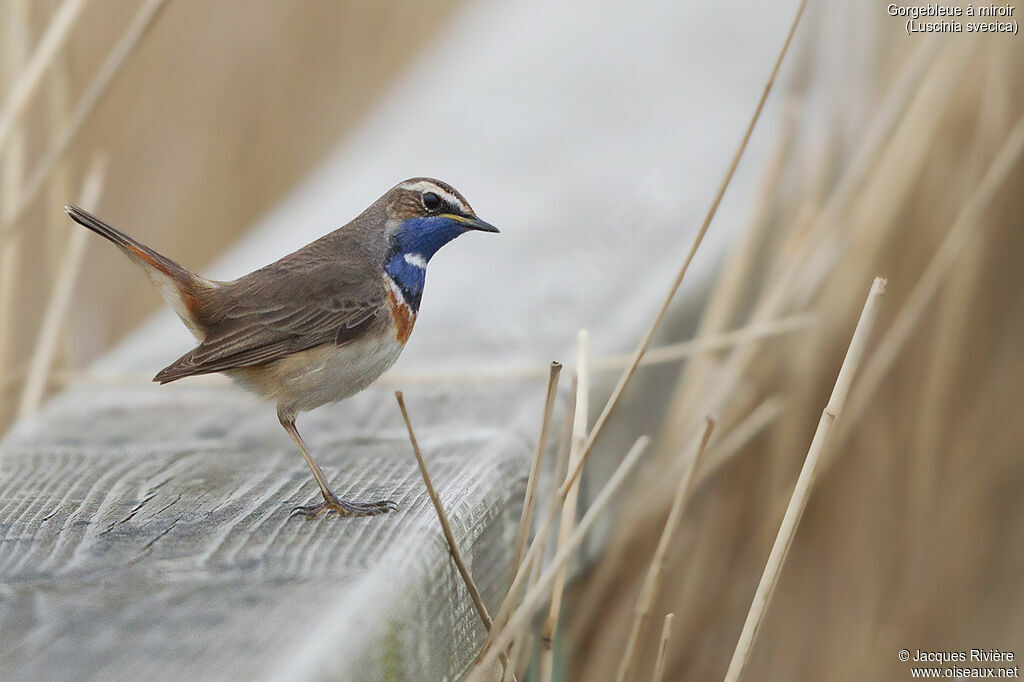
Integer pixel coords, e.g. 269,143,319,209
227,331,405,415
225,273,419,415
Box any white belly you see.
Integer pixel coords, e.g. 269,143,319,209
226,333,405,417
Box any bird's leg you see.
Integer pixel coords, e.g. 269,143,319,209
278,412,397,519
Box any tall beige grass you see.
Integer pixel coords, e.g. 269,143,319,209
565,23,1024,682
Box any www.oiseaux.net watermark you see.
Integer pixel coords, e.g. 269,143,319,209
887,4,1019,35
898,649,1019,678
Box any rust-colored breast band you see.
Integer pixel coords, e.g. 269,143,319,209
386,284,416,344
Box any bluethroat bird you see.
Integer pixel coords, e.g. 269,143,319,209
66,178,498,518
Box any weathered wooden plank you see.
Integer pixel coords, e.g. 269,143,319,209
0,384,537,680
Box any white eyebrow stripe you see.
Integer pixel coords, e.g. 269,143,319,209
399,179,469,213
403,253,427,269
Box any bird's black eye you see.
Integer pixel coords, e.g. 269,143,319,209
422,191,442,212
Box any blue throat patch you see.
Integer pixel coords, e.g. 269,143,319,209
385,216,467,311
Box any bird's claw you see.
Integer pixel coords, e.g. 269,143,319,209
289,495,398,519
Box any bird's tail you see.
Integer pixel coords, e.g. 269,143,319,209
65,205,216,339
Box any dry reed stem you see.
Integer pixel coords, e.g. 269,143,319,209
394,392,493,628
559,0,808,498
723,277,887,682
0,0,169,244
17,155,106,418
832,115,1024,454
502,361,561,681
502,549,540,682
0,0,87,154
695,397,783,488
474,381,578,641
602,315,812,372
485,465,558,652
493,377,578,669
624,398,783,555
827,42,974,302
907,67,1004,531
20,315,811,393
43,45,74,375
616,419,714,682
670,98,799,425
0,0,31,423
651,613,674,682
515,547,547,677
43,44,72,275
485,390,577,648
469,436,651,680
511,361,562,576
658,34,943,458
810,35,942,222
539,332,589,682
396,390,517,680
379,315,810,383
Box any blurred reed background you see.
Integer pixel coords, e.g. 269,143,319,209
3,2,1023,681
558,14,1024,682
0,0,459,431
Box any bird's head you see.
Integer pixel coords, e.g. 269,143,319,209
378,178,498,313
383,178,499,264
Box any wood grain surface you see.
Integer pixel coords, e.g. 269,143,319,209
0,382,539,680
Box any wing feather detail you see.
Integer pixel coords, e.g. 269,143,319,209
154,235,387,384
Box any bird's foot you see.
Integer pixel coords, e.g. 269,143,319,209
289,492,398,519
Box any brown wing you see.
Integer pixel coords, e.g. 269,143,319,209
153,235,387,384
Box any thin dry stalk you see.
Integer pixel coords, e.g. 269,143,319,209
39,315,811,390
608,397,784,576
695,397,783,488
909,62,1001,495
486,494,559,655
559,0,808,498
539,332,589,682
380,316,810,384
616,419,714,682
0,0,31,423
658,33,942,458
502,547,546,682
598,315,812,373
832,115,1024,453
670,98,800,425
511,361,562,575
0,0,87,154
17,155,106,418
502,361,561,682
1,0,169,243
723,277,887,682
396,391,517,680
652,613,674,682
395,391,493,629
515,548,547,677
469,436,652,680
45,41,74,277
825,42,974,301
496,376,579,676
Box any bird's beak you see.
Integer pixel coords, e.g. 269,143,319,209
447,214,500,233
